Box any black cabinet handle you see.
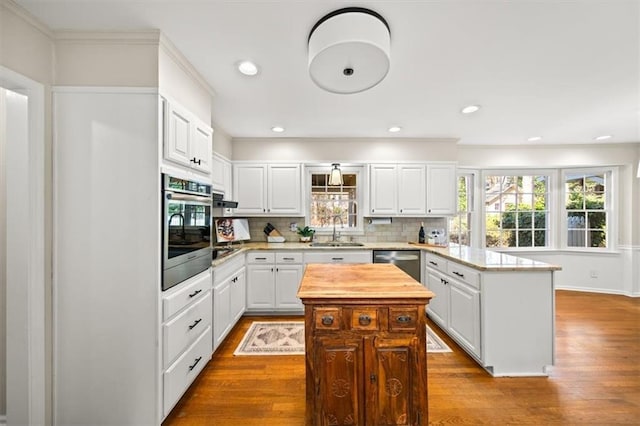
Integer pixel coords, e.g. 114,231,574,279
283,257,294,261
188,356,202,371
397,315,412,323
370,374,377,384
440,278,448,285
358,314,372,326
452,271,465,278
321,315,334,326
331,257,344,261
188,289,202,298
429,261,438,266
188,318,202,330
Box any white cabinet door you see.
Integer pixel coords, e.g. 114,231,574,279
275,264,304,310
246,264,275,309
230,268,246,322
449,279,481,358
427,164,457,215
166,101,192,167
213,279,231,349
234,165,267,214
425,268,449,328
398,165,426,216
211,153,226,192
268,164,301,215
369,164,397,215
191,120,212,174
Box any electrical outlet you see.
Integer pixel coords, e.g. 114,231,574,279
589,270,598,279
290,222,298,232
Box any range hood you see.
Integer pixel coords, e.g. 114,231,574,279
212,192,238,209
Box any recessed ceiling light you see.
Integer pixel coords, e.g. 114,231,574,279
527,136,543,142
271,126,285,133
461,105,481,114
594,134,612,141
237,60,258,76
388,126,402,133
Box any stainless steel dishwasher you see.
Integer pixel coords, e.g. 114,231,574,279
373,250,421,282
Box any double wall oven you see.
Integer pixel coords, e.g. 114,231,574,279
162,174,212,291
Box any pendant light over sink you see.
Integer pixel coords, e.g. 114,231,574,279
308,7,391,94
328,163,343,186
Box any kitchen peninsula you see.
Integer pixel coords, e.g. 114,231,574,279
297,263,435,426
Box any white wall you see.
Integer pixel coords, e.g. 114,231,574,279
0,88,7,420
232,138,458,162
212,123,233,159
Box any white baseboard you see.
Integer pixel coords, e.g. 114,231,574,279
555,285,640,297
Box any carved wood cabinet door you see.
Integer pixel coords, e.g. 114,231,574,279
367,337,420,426
314,337,364,426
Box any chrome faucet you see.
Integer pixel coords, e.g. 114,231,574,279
332,215,344,242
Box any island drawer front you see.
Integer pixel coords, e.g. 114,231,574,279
163,325,212,417
276,252,303,264
247,252,275,264
163,291,212,369
313,307,342,330
163,269,211,321
389,307,419,332
424,253,448,273
447,262,480,289
350,307,380,331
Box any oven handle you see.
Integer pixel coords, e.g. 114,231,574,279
165,191,211,204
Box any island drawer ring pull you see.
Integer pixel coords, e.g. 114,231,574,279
396,315,412,323
358,314,372,325
321,315,334,326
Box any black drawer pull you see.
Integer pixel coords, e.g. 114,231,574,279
441,278,448,285
331,257,344,261
429,261,438,266
321,315,334,326
255,257,267,260
188,318,202,330
452,271,465,278
188,356,202,371
397,315,412,323
282,257,294,260
358,314,372,326
188,289,202,298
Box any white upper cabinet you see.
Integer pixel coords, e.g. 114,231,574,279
233,163,301,216
426,164,457,215
211,153,232,196
163,97,212,175
370,164,426,216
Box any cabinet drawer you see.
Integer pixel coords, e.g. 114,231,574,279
213,255,245,284
424,253,447,273
276,252,303,264
350,308,380,331
163,325,212,417
163,291,212,368
247,251,275,264
313,307,342,331
447,262,480,289
304,251,372,264
163,269,211,321
389,307,419,332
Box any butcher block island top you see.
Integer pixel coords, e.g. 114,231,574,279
298,263,434,426
297,263,435,302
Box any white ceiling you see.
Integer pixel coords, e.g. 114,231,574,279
15,0,640,145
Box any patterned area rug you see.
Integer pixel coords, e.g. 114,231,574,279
234,321,452,356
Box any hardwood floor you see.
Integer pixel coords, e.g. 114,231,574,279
163,290,640,425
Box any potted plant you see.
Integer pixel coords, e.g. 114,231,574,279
297,226,315,242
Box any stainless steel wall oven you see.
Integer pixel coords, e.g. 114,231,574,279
162,174,212,291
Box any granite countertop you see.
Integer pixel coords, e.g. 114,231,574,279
211,241,561,272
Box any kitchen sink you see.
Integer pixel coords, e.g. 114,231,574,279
309,242,365,247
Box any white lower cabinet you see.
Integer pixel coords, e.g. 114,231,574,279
212,255,246,351
246,251,304,312
161,269,213,417
423,251,555,377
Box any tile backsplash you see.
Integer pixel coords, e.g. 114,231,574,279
243,216,449,244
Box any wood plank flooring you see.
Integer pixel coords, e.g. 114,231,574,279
163,290,640,425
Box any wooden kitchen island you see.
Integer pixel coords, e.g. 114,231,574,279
297,263,435,426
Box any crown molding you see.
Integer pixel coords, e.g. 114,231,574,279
159,33,216,98
1,0,55,40
54,29,161,44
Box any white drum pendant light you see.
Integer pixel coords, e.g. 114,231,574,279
308,7,391,94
